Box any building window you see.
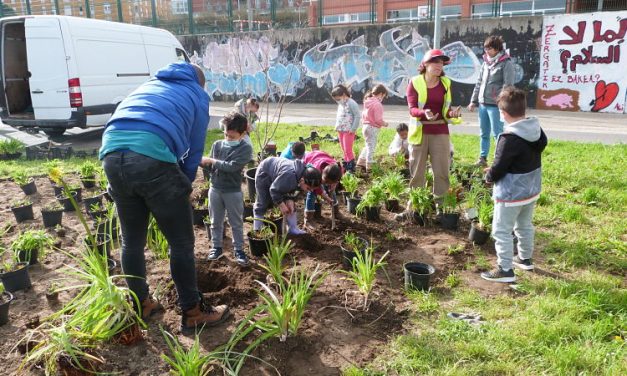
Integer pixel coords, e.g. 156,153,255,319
323,12,374,25
104,3,111,14
501,1,533,15
387,8,419,23
533,0,566,13
441,5,462,19
500,0,565,16
64,5,72,15
472,3,495,18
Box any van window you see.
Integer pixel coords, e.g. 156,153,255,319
176,48,190,62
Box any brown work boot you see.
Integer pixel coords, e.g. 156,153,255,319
138,297,163,321
181,298,230,334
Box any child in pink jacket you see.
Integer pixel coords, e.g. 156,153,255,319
357,84,388,171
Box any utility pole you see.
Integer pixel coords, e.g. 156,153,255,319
433,0,442,48
247,0,253,31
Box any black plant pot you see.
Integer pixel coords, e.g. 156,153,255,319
400,168,411,180
203,219,212,240
346,196,362,215
193,208,209,226
243,201,253,221
341,237,368,269
404,262,435,291
52,183,63,197
95,218,119,241
81,177,96,189
363,206,380,221
468,223,490,245
413,211,426,226
20,180,37,195
84,233,112,258
385,199,400,212
0,263,32,292
57,191,78,211
11,204,34,223
267,216,283,236
16,248,39,265
70,187,83,202
201,167,211,182
245,168,257,201
41,209,63,228
248,232,270,257
83,194,103,213
0,291,14,326
440,213,460,231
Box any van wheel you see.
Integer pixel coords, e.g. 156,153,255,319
41,128,66,137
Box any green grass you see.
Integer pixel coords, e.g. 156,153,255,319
351,272,626,375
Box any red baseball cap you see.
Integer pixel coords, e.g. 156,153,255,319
421,49,451,65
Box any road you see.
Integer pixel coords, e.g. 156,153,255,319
1,103,625,150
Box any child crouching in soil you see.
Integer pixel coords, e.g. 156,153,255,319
254,157,322,235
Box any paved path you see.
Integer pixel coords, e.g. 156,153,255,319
209,103,627,144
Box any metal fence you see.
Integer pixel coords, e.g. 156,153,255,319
1,0,626,35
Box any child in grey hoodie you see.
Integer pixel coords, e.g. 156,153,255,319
202,112,253,266
481,87,547,283
254,157,322,235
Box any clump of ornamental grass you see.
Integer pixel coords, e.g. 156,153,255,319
147,215,169,260
342,244,389,311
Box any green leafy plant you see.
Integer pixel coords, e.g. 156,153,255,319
343,232,366,254
11,230,53,262
79,161,98,179
161,328,211,376
42,201,63,212
342,244,389,310
408,187,433,216
261,235,293,289
0,138,24,154
380,172,405,200
440,190,459,214
447,244,464,255
355,183,386,215
147,216,169,260
11,170,32,186
394,153,407,170
18,323,103,375
340,173,360,198
445,272,462,288
250,226,274,240
11,198,32,208
463,183,490,210
476,198,494,232
255,264,326,342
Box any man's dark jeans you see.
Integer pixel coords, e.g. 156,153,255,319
103,151,199,311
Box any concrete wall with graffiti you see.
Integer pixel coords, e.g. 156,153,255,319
179,17,542,107
537,11,627,113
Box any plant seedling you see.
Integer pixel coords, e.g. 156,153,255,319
79,161,98,179
447,244,464,255
408,187,433,216
355,183,386,215
380,171,405,200
342,244,390,311
340,173,359,198
12,170,32,186
343,232,366,253
0,138,24,154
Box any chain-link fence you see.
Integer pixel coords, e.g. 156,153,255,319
1,0,626,35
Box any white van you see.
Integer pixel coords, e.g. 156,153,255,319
0,15,188,136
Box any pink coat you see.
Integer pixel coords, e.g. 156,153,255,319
361,96,386,128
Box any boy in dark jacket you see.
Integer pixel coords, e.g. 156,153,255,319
202,112,253,266
254,157,322,235
481,87,547,283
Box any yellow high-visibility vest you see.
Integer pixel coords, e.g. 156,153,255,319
408,75,462,145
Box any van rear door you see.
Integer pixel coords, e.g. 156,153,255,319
25,17,71,120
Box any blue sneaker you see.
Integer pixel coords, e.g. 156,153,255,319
207,247,223,261
233,249,249,267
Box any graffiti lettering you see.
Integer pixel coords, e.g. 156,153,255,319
592,19,627,43
566,74,601,84
559,21,586,45
551,75,563,82
542,24,556,89
560,44,621,73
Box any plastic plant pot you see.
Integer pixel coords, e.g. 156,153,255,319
41,209,63,228
0,263,32,292
468,222,490,245
404,262,435,291
0,291,14,326
11,203,34,223
245,168,257,201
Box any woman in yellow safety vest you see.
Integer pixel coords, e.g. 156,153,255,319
396,49,462,221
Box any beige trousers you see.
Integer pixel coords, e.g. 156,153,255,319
408,134,451,198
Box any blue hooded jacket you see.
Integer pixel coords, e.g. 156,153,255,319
104,62,210,182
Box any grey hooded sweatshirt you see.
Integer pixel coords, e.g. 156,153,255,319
255,157,306,206
208,139,253,193
486,117,547,206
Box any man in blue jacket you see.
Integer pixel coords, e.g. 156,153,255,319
100,62,229,334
